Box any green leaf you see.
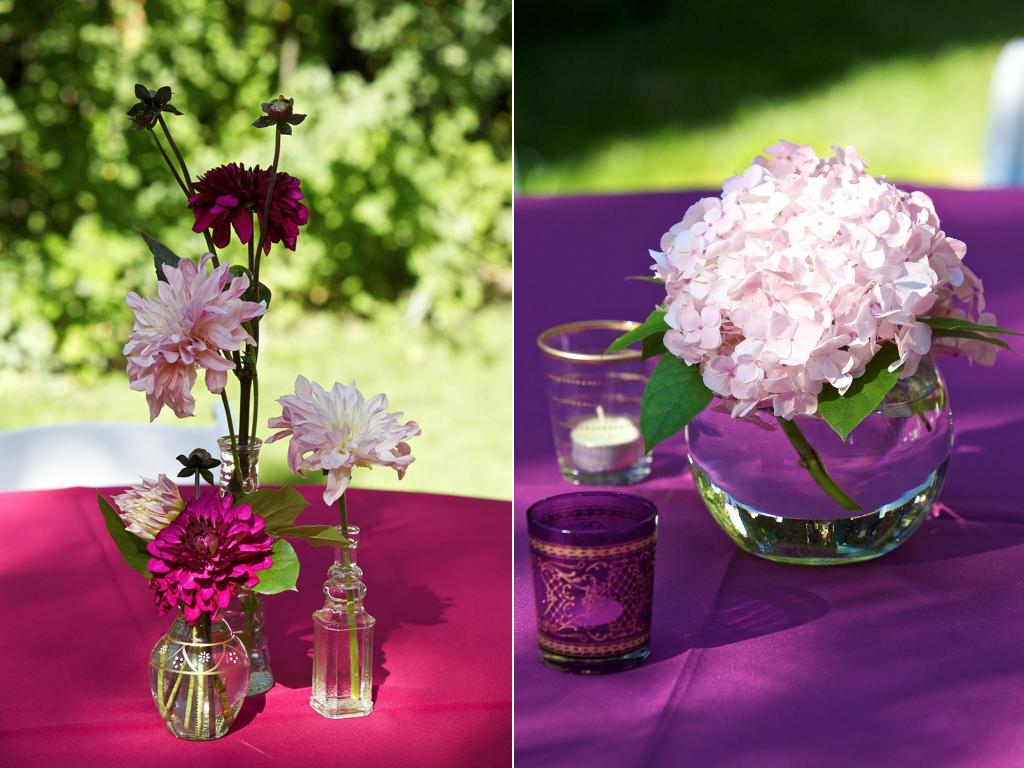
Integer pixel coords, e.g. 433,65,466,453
237,487,309,532
251,539,299,594
272,524,347,547
625,275,663,283
97,494,151,577
228,266,271,308
256,282,271,308
931,328,1010,350
817,344,901,442
923,316,1023,337
640,355,714,452
642,333,667,360
605,309,668,354
141,231,181,282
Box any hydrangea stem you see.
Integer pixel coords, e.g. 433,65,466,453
778,417,861,512
338,494,361,700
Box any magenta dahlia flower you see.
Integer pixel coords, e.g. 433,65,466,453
146,492,273,623
189,163,309,254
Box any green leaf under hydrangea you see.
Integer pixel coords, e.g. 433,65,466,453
642,333,667,360
931,328,1009,350
606,308,668,354
97,494,151,577
251,539,299,594
923,316,1023,337
817,344,902,442
640,354,713,452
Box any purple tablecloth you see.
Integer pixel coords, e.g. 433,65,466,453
514,188,1024,767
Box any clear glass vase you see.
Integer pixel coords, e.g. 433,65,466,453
149,611,250,740
217,436,273,695
310,524,375,719
218,435,262,496
221,589,274,696
685,356,953,565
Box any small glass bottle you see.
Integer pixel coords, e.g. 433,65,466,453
310,524,375,718
217,435,273,695
217,435,262,496
221,588,274,695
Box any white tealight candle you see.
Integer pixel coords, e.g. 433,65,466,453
570,406,642,473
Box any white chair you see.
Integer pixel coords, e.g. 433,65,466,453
0,408,229,491
986,39,1024,186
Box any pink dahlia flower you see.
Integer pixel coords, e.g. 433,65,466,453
147,492,273,623
113,474,185,540
652,141,994,420
124,253,266,420
189,163,309,254
267,375,421,505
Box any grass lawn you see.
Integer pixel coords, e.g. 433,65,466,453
0,303,512,500
516,2,1023,193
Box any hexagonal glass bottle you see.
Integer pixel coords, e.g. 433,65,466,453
310,524,375,718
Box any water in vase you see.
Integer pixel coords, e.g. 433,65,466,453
686,359,953,564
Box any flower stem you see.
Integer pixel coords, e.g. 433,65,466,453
247,130,280,398
338,494,361,700
252,371,260,446
220,392,244,495
157,114,194,193
152,114,220,267
254,126,282,263
778,417,861,512
147,128,189,197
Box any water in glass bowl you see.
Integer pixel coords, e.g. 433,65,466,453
685,357,953,564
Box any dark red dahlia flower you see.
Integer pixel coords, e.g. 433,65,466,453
146,491,273,623
189,163,309,254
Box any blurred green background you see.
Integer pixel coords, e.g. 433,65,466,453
0,0,511,498
516,0,1024,194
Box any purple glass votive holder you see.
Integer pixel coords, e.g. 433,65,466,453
527,491,657,674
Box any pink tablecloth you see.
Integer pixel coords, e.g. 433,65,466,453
515,188,1024,767
0,485,511,767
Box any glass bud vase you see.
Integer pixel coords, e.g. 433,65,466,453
149,611,250,740
217,436,273,695
218,435,262,496
221,589,274,695
311,524,375,719
686,355,953,565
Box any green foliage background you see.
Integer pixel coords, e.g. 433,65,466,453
0,0,512,371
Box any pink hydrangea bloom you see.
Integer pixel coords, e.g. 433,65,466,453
147,492,273,623
124,253,266,420
267,375,421,505
113,474,185,540
653,141,994,420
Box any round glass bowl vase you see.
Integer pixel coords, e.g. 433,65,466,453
149,612,250,740
685,356,952,565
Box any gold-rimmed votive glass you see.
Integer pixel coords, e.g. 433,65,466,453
537,320,652,485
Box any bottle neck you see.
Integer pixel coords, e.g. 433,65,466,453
324,524,366,609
